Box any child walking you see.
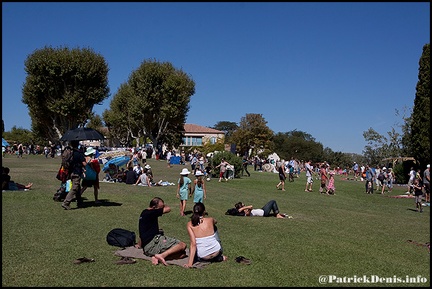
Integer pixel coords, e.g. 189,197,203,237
176,168,192,216
190,170,207,204
412,178,424,213
326,171,336,195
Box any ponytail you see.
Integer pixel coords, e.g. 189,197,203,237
191,202,205,226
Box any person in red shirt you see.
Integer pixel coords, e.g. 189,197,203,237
81,147,101,204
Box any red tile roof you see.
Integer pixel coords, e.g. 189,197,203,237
184,124,225,134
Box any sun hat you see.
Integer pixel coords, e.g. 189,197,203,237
180,168,191,175
195,170,204,176
85,147,96,156
144,164,151,169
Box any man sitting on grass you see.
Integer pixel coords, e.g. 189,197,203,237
135,197,187,265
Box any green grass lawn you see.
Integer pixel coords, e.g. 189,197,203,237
2,154,430,287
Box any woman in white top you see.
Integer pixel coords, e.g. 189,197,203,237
183,202,227,268
235,200,287,218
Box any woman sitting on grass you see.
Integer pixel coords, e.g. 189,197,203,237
183,202,227,268
235,200,288,218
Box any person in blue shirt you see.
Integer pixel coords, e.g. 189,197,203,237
176,168,192,216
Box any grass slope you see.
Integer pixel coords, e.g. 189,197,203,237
2,154,430,287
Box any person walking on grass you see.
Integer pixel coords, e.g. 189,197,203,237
423,164,430,206
215,158,230,182
191,170,206,204
412,178,424,213
319,163,329,194
61,140,86,210
276,162,286,191
304,160,314,192
176,168,192,216
80,147,101,204
241,155,250,177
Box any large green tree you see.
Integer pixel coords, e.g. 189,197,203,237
22,46,110,141
103,59,195,149
212,121,238,142
403,43,430,167
230,113,274,157
273,130,324,162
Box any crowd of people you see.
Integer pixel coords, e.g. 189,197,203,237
3,142,430,268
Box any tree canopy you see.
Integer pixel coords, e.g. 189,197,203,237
103,59,195,148
212,121,238,142
230,113,274,157
22,46,110,141
404,43,430,167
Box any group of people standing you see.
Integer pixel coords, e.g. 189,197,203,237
176,168,207,216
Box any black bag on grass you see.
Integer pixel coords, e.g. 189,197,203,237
106,228,136,248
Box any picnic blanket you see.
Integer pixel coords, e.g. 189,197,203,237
114,246,210,269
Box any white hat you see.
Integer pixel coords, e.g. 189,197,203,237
382,167,387,170
180,168,191,175
427,164,430,168
145,164,151,169
195,170,204,176
85,147,96,156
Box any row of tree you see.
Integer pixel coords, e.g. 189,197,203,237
2,44,429,174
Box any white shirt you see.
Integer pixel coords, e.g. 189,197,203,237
250,209,264,217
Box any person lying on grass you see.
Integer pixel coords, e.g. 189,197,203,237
2,166,33,191
234,200,288,218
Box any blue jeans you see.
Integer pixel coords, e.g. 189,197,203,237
261,200,280,216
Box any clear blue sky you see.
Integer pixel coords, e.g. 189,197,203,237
2,2,430,154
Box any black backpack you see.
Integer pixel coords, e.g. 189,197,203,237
106,228,136,248
61,147,74,170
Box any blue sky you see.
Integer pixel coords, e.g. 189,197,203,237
2,2,430,154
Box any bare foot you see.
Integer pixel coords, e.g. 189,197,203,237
151,256,159,265
25,183,33,189
222,255,227,261
153,254,168,266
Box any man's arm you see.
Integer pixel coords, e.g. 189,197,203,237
162,205,171,214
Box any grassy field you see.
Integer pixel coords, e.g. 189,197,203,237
2,154,430,287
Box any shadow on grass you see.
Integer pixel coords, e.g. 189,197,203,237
79,199,123,208
406,208,421,213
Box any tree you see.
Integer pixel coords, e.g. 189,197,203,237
212,121,238,142
86,114,104,130
230,113,274,157
273,130,324,162
103,59,195,150
2,126,34,146
362,128,387,167
22,46,110,141
403,43,430,167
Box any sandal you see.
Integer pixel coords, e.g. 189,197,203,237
235,256,252,265
73,257,95,264
115,257,137,265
